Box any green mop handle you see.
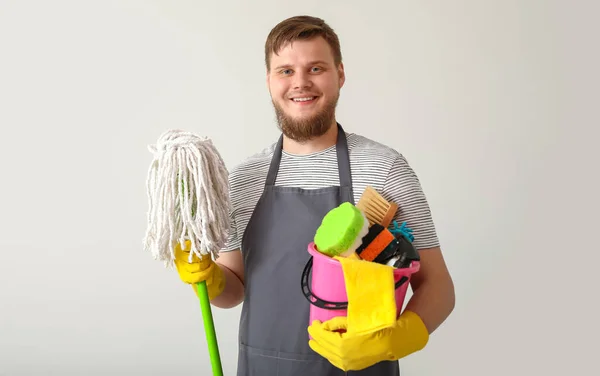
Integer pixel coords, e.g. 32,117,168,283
196,280,223,376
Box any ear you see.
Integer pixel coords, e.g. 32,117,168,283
338,62,345,88
266,68,271,88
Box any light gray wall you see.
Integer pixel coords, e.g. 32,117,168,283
1,0,598,375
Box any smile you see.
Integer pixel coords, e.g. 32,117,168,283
291,96,318,104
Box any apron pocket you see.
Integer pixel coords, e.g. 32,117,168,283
238,343,343,376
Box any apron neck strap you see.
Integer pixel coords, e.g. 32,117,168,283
266,123,353,190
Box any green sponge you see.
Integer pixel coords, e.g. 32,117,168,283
314,202,369,258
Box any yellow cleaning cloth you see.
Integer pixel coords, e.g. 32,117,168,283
334,256,397,335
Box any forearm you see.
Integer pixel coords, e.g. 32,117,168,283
404,277,455,334
209,263,245,309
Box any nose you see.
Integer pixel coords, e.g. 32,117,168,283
292,70,312,90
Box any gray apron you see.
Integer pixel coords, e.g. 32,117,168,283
237,123,400,376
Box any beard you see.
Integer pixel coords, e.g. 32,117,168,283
272,92,339,143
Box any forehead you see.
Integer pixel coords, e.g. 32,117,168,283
270,37,335,67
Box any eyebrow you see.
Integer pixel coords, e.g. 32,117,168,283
273,60,331,71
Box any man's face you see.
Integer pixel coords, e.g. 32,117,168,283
267,36,345,142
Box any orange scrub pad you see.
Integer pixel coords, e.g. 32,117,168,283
356,224,395,262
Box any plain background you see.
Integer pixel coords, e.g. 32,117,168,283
1,0,598,375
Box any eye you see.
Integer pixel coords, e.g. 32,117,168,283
281,69,293,75
311,67,321,72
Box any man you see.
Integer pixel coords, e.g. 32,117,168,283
174,15,455,375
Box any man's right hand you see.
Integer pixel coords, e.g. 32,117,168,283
174,240,225,300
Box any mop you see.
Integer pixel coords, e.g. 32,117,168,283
143,129,230,376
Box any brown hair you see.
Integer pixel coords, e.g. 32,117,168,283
264,15,342,71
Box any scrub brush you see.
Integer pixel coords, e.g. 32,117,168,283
356,186,398,228
313,202,369,259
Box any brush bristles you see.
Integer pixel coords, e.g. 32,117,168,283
357,186,397,228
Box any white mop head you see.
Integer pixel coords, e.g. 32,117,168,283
143,129,230,265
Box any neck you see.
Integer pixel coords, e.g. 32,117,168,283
282,121,339,155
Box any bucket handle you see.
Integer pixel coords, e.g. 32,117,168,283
300,256,409,310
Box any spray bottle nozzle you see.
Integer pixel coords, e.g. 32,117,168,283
384,221,420,268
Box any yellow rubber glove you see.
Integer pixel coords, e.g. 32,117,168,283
173,240,225,300
307,310,429,371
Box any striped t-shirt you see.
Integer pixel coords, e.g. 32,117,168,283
221,132,440,252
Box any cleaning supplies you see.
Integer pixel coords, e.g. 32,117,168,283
386,221,420,268
389,220,414,242
333,255,397,334
144,129,230,376
356,186,398,228
355,224,400,263
313,202,369,259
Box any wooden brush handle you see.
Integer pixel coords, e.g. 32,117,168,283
357,186,398,228
381,202,398,228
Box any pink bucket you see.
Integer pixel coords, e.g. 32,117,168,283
301,241,420,326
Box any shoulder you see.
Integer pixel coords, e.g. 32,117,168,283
345,132,406,173
347,132,402,160
227,141,276,201
229,142,275,180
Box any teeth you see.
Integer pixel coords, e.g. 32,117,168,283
293,97,314,102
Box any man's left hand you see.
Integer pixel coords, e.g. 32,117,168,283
307,310,430,371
